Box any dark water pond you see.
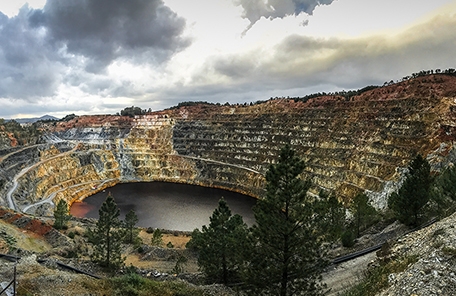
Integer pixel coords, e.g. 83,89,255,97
70,182,257,231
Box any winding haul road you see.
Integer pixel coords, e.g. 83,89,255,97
4,143,79,212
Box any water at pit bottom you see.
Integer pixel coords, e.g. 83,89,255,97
70,181,257,231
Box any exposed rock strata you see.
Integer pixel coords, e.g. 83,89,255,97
1,75,456,213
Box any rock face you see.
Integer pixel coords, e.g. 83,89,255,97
1,74,456,214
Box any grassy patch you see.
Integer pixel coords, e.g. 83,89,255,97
342,255,418,296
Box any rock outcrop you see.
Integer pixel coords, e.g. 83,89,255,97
1,74,456,214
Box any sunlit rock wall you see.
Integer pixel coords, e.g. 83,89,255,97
1,74,456,214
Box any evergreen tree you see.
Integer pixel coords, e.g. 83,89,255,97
53,199,71,230
151,229,163,246
350,193,377,237
123,209,139,244
91,193,125,270
429,164,456,218
434,164,456,201
388,154,432,226
317,190,346,242
245,145,326,296
186,198,249,285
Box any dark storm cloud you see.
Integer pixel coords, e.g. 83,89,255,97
0,6,62,99
235,0,336,27
29,0,189,72
0,0,189,102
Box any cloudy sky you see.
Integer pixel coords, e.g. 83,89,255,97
0,0,455,119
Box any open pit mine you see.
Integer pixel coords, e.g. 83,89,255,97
1,74,456,216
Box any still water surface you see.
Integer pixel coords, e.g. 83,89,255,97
70,182,257,231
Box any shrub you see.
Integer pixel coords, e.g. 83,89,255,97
151,229,163,246
341,229,356,248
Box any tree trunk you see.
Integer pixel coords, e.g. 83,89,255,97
106,227,110,268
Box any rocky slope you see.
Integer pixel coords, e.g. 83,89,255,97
377,211,456,295
1,74,456,214
0,206,235,296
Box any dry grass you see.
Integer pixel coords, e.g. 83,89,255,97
138,229,191,249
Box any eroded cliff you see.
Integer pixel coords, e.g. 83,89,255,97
2,74,456,214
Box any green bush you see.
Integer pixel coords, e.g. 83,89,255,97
341,229,356,248
151,229,163,246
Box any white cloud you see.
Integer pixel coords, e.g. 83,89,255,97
304,0,455,38
0,0,45,17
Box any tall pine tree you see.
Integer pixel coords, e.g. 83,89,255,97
123,209,139,244
246,145,326,296
91,193,124,270
430,164,456,217
187,198,249,285
53,199,71,230
317,190,346,242
388,154,432,226
350,193,377,237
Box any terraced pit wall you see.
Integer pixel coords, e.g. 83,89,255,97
1,74,456,215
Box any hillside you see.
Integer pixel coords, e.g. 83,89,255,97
2,74,456,215
2,74,456,294
0,206,234,296
1,201,455,295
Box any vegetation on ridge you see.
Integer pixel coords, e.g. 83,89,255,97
0,118,42,146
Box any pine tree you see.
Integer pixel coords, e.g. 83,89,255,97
317,190,346,242
151,229,163,246
246,145,326,296
186,198,249,285
430,164,456,217
91,193,124,270
434,164,456,201
53,199,71,230
123,209,139,244
350,193,377,237
388,154,432,226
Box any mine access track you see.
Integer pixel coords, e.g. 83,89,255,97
0,253,102,279
331,218,438,265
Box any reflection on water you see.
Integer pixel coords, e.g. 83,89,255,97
70,182,257,231
70,202,96,217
